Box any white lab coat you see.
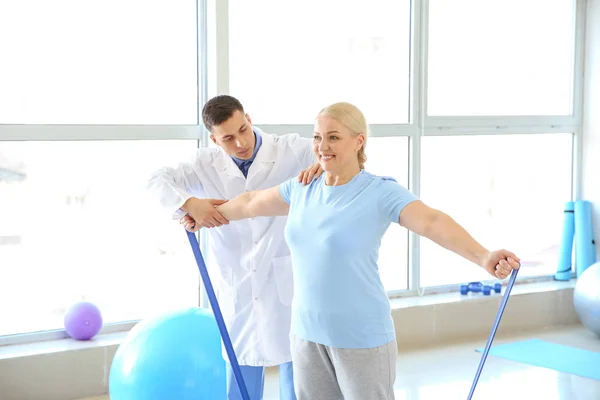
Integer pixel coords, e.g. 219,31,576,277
147,128,315,367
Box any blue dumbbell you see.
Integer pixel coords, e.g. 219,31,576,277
460,282,501,295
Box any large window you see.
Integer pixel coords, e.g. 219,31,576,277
427,0,575,116
228,0,412,124
0,1,198,124
0,141,200,336
225,0,580,295
228,0,413,289
0,0,583,342
0,0,203,341
419,133,573,287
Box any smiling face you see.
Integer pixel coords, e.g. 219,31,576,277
209,110,256,160
313,114,365,175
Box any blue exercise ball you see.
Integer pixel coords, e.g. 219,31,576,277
109,307,226,399
574,262,600,338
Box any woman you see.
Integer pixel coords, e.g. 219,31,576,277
182,102,521,399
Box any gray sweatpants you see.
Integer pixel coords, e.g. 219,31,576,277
290,334,398,400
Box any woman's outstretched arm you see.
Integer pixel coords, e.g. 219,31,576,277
398,200,520,279
215,185,290,221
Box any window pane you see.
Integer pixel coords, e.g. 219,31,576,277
229,0,411,124
427,0,575,116
365,136,410,291
419,134,573,287
0,1,198,125
0,140,200,336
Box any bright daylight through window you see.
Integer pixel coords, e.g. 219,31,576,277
419,134,574,287
427,0,575,116
0,141,200,336
229,0,413,291
228,0,411,124
0,0,580,340
0,0,201,338
0,0,198,124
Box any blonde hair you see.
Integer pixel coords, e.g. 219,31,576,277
317,102,369,169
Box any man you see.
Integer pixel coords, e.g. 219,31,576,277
147,95,321,400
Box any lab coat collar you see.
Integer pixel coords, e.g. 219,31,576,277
212,127,277,178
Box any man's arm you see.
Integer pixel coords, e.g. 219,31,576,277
180,197,229,229
147,162,200,218
147,151,229,228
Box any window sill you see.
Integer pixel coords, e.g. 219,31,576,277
0,278,577,361
389,278,576,309
0,331,128,361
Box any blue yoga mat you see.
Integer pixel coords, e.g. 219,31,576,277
476,339,600,381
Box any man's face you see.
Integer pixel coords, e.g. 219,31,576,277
209,110,256,160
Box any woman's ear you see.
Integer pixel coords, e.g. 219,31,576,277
356,133,365,150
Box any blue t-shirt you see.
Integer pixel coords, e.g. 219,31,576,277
279,170,419,349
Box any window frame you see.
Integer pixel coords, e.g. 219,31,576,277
0,0,210,346
220,0,586,298
0,0,587,345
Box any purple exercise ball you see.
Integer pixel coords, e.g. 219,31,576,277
64,301,103,340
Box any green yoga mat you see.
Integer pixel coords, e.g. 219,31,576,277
476,339,600,381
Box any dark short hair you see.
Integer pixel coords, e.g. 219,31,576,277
202,95,245,132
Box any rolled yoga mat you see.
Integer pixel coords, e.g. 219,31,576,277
555,201,575,281
574,200,596,278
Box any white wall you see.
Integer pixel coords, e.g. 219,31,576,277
582,0,600,260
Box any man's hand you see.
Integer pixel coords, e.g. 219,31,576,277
181,198,229,229
180,214,200,232
480,250,521,279
297,162,324,185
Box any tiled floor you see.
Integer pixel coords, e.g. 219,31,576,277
81,325,600,399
